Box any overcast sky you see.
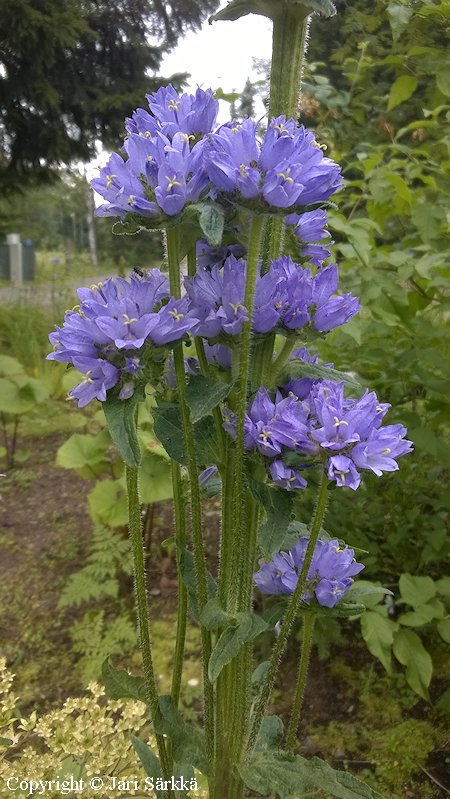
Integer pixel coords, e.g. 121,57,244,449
160,13,273,120
90,10,273,181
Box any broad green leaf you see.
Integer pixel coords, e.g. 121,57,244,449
392,629,432,700
0,355,24,377
398,600,444,627
346,582,393,609
88,479,128,527
238,752,385,798
249,479,293,557
153,402,220,467
387,3,413,42
56,429,112,478
208,613,268,682
103,385,144,468
436,577,450,597
0,737,13,747
185,374,231,423
255,715,284,752
437,65,450,97
139,452,173,504
199,597,235,630
130,736,163,798
102,659,146,703
0,376,46,415
197,201,225,247
399,573,436,607
437,618,450,644
155,695,208,774
360,610,398,673
387,75,418,111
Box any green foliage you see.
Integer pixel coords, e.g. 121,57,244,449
208,613,268,681
238,752,385,799
102,658,147,703
70,609,137,684
296,0,450,589
360,573,449,698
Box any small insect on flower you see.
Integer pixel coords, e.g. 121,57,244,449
133,266,146,278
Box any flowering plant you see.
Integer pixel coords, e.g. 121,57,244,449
48,1,412,797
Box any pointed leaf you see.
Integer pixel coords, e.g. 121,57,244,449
102,659,147,703
392,628,432,700
249,479,293,557
360,610,398,673
281,360,362,390
208,613,268,682
197,201,225,247
155,695,208,774
255,715,284,752
399,573,436,607
186,374,231,423
103,385,144,468
199,597,235,630
387,75,418,111
130,736,163,798
153,402,220,467
211,0,335,23
239,752,385,798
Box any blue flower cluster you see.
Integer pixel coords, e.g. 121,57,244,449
254,536,364,608
185,255,360,338
48,271,197,406
91,86,342,220
224,350,412,490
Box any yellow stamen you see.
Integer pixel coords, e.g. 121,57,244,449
122,314,138,326
277,167,294,184
382,447,391,455
168,99,181,111
165,175,182,192
228,301,244,315
259,430,273,443
169,308,184,323
106,174,118,188
333,416,349,428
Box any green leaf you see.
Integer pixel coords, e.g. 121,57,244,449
185,374,231,423
397,601,444,627
387,75,418,111
238,752,385,798
249,479,293,557
103,385,144,468
387,3,413,42
130,736,163,798
88,479,128,527
56,429,112,478
197,201,225,247
102,659,147,703
254,715,284,752
360,610,398,673
392,628,432,700
211,0,335,23
281,360,362,391
139,452,173,504
436,65,450,97
153,402,220,467
0,355,24,377
436,577,450,597
0,737,13,747
437,618,450,645
346,582,393,609
208,613,268,682
399,573,436,607
199,597,235,630
155,695,208,774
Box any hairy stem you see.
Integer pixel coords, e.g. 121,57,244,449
126,465,174,798
285,611,316,751
171,461,188,708
247,472,329,752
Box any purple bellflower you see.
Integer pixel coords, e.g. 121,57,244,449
254,536,364,608
48,271,198,407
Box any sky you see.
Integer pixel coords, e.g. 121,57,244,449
89,9,273,184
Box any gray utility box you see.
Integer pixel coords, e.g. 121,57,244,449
0,235,35,281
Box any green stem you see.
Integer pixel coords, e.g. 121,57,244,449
170,461,187,708
269,8,311,119
268,337,297,386
229,214,265,610
246,472,330,753
166,228,215,777
285,611,316,752
126,465,174,798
